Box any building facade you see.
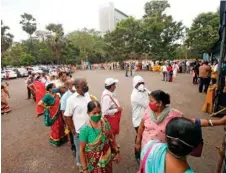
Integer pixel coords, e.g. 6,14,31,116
99,3,128,33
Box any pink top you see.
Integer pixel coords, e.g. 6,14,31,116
141,108,182,148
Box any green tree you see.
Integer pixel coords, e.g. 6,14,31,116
19,13,37,62
104,17,143,61
46,23,65,64
20,13,37,38
142,1,185,60
1,20,14,56
186,12,219,54
3,43,24,66
67,28,106,63
20,53,34,66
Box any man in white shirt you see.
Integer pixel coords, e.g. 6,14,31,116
64,78,91,169
131,75,150,163
161,64,167,81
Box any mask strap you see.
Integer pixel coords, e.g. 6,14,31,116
166,135,194,148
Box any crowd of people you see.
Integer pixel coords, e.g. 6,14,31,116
19,65,226,173
2,60,226,173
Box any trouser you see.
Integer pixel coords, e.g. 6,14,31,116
130,70,133,76
125,70,128,77
27,86,31,99
163,72,167,81
199,77,210,93
186,66,190,73
193,74,198,84
74,134,80,165
134,127,140,160
69,131,76,152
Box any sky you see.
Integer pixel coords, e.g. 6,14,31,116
1,0,220,42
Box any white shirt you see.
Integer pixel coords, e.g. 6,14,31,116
64,92,91,133
162,65,167,72
131,89,149,127
214,64,218,72
101,89,120,116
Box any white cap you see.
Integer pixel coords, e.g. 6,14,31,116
105,78,118,86
133,75,144,88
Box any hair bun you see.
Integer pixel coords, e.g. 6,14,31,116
164,93,170,105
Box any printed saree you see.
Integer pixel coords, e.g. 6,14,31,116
42,94,67,146
85,118,117,173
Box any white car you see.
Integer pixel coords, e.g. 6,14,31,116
32,67,43,74
2,70,17,79
17,68,28,77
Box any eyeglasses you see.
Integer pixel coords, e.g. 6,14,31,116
166,135,194,148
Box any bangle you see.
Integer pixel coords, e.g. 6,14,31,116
208,119,214,127
82,167,88,171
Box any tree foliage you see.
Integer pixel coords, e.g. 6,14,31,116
19,13,37,37
67,28,106,63
2,1,220,66
1,20,14,55
186,12,219,54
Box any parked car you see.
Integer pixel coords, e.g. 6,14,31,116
17,68,28,77
1,70,17,79
1,70,6,80
31,67,43,74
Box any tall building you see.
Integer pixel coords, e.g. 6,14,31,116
99,2,129,33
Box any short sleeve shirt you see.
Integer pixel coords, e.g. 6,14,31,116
60,90,73,111
141,108,182,148
64,92,91,133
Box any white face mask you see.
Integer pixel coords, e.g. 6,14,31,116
137,84,145,91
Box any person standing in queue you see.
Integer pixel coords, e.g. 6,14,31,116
60,79,76,156
64,78,91,172
199,61,211,93
80,101,120,173
131,75,150,163
101,78,122,139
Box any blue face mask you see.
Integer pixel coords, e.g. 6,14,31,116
52,88,58,93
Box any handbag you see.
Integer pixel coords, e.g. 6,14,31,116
102,94,122,135
190,119,203,157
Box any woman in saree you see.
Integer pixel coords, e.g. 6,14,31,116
29,75,46,116
38,83,67,147
139,117,226,173
139,117,201,173
80,101,120,173
1,84,11,114
202,78,217,113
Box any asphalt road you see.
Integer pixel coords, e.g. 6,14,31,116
2,70,224,173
